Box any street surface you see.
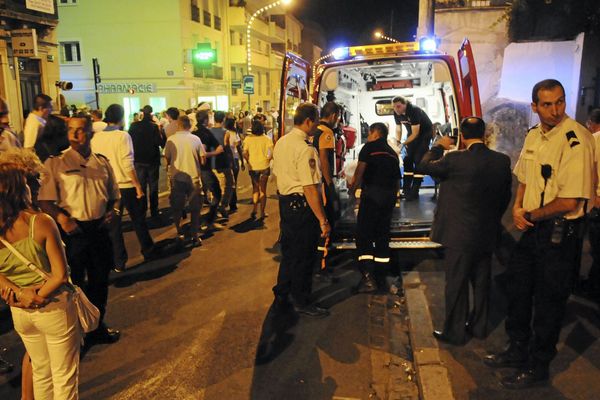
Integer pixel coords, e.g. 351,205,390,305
0,171,418,400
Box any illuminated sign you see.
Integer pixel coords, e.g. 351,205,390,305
26,0,55,14
192,43,217,72
97,83,156,94
11,29,38,58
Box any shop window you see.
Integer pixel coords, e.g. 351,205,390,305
149,97,167,113
59,41,81,64
59,0,77,4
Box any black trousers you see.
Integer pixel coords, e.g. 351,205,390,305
63,219,113,323
135,162,160,217
273,194,320,306
505,218,583,365
442,248,492,342
230,158,240,209
109,187,154,267
356,189,396,262
402,142,429,193
200,169,222,222
587,209,600,293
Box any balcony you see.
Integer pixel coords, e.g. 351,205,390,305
229,45,270,69
269,22,285,43
194,65,223,80
227,5,276,42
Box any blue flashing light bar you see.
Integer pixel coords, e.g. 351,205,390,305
332,47,350,60
419,37,439,53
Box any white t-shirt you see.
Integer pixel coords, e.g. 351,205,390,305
92,121,108,133
164,131,205,185
23,113,46,148
90,128,136,189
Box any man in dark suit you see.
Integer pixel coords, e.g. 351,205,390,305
417,117,512,345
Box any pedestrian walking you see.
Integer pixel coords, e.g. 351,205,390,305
209,111,235,218
349,123,400,293
417,117,512,345
194,110,223,226
164,115,205,246
128,105,167,218
224,116,244,212
483,79,594,389
272,103,330,318
91,104,157,271
1,162,81,399
243,119,273,220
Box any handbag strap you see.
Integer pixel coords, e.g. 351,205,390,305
0,237,51,281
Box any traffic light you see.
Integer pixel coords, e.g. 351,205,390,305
192,43,217,75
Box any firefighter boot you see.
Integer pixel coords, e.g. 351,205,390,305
357,261,378,293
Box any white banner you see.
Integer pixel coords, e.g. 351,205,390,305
26,0,55,14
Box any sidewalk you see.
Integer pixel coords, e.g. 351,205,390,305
403,250,600,400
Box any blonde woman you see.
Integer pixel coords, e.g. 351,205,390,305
243,119,273,220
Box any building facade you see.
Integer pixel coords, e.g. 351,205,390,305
0,0,60,136
57,0,231,126
228,1,304,113
57,0,317,123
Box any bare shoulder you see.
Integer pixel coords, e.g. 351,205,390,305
32,212,59,235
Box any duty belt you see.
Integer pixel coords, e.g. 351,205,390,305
279,192,308,210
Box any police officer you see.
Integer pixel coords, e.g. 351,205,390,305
349,122,400,292
39,113,122,345
272,103,331,318
484,79,594,389
393,96,433,200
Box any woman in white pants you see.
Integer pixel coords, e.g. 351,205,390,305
0,163,80,400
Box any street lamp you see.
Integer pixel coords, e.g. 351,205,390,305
246,0,292,110
374,30,399,43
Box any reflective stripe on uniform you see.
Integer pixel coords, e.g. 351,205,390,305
373,257,390,263
403,172,414,176
413,174,425,179
358,255,374,261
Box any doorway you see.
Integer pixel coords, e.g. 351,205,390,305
18,58,42,118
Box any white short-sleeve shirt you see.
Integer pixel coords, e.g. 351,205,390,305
272,127,321,195
513,116,594,219
38,148,121,221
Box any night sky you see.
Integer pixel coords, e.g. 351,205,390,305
291,0,420,51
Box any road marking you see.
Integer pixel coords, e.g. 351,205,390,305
110,310,226,400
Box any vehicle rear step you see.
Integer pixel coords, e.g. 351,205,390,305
331,239,442,250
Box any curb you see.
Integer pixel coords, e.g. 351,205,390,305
403,271,455,400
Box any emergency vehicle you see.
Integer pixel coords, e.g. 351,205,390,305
277,37,482,250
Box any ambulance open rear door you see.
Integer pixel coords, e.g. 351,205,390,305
457,38,482,118
277,52,311,142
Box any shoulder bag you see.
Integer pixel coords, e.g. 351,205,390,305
0,237,100,333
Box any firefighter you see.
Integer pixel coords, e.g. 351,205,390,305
393,96,433,201
349,122,400,292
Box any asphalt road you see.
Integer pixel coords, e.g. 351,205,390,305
0,172,418,400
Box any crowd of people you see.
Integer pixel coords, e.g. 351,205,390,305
0,94,276,399
1,77,600,397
